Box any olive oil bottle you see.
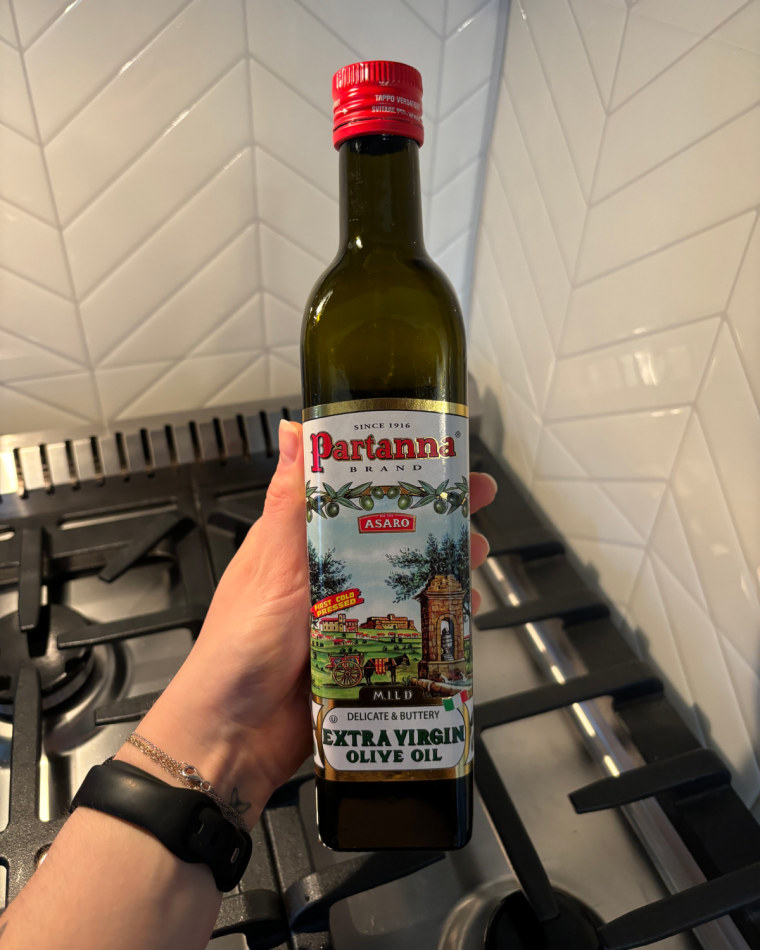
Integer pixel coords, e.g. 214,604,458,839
301,61,472,850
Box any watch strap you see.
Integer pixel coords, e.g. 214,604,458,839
71,759,252,891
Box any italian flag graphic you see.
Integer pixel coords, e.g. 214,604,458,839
443,689,470,712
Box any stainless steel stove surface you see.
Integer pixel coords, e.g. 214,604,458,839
1,410,759,949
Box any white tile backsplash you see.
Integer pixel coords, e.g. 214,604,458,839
0,0,507,436
1,0,758,818
471,0,760,808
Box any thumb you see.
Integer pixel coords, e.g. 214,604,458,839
219,418,307,604
261,419,304,524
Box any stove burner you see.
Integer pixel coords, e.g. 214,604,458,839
0,605,94,712
485,890,602,950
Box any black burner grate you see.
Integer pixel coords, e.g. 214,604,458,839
0,420,759,949
470,436,760,949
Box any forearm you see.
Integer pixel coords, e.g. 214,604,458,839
1,804,224,950
0,670,273,950
0,421,312,948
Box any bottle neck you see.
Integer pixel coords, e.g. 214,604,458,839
338,135,424,253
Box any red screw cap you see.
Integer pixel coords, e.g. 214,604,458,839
332,61,424,149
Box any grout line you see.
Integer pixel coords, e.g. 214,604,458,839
260,286,302,315
242,0,268,379
186,290,261,357
254,140,337,204
249,51,332,121
607,0,755,116
558,531,647,552
59,56,248,232
498,381,540,481
0,323,86,367
693,398,760,603
78,145,253,309
603,0,630,113
289,0,362,64
557,311,724,362
722,210,760,418
511,0,600,205
105,344,275,423
161,285,261,364
258,219,326,267
651,540,760,793
479,229,539,412
96,217,256,367
201,351,267,409
444,0,493,40
428,157,481,255
430,223,470,263
97,363,173,424
425,5,448,229
500,72,577,280
566,0,615,111
544,402,692,426
515,39,588,485
0,260,75,304
623,318,723,622
1,379,95,425
436,76,491,127
193,343,300,363
573,206,760,290
531,414,664,546
455,0,510,323
488,89,573,286
31,0,200,146
432,90,492,196
398,0,444,40
590,99,760,209
0,190,59,229
7,0,106,428
486,148,566,368
0,113,38,144
535,472,666,485
643,553,707,745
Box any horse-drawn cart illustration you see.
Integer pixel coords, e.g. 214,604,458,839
326,653,363,688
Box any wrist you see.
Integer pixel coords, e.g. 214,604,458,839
117,678,272,831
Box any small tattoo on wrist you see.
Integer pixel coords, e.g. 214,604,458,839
228,787,251,816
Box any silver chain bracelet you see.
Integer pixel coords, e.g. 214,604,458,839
127,732,249,833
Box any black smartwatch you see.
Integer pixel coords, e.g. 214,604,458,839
71,760,252,891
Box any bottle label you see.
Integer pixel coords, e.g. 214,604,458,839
303,397,473,782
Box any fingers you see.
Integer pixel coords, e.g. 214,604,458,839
469,471,497,516
472,588,482,615
471,530,489,570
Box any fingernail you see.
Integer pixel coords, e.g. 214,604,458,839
278,419,299,464
483,472,498,495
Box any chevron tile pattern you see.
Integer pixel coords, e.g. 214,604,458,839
0,0,505,434
470,0,760,811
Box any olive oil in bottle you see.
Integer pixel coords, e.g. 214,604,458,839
301,61,472,851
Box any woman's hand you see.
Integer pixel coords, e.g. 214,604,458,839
123,420,497,826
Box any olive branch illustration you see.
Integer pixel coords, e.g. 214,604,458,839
305,478,469,521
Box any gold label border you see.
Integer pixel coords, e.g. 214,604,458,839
315,762,473,782
303,397,469,421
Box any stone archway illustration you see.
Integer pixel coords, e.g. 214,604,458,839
415,574,465,680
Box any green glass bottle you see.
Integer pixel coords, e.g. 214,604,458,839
301,61,472,851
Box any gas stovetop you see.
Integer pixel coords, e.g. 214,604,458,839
1,408,759,949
